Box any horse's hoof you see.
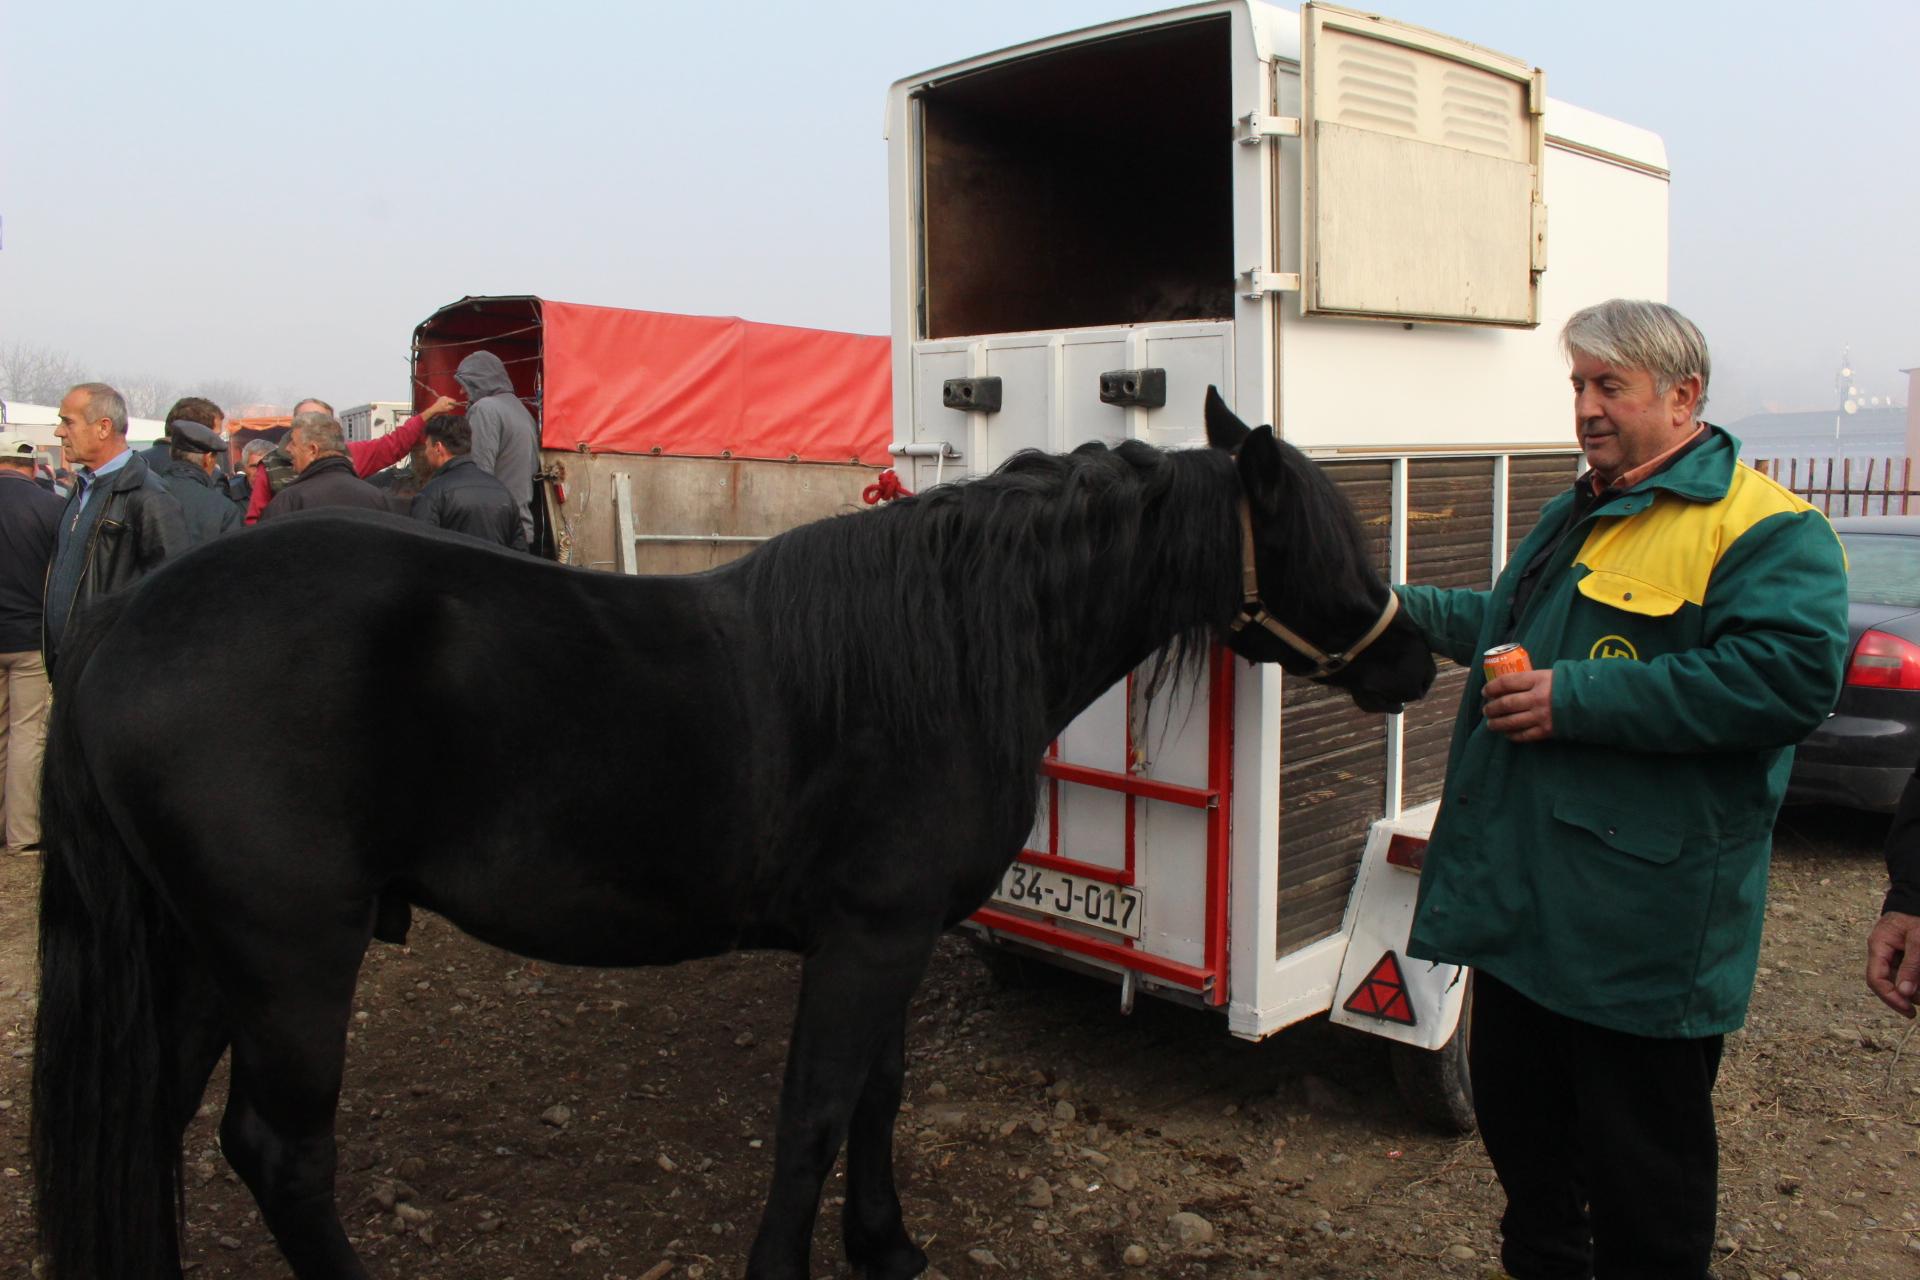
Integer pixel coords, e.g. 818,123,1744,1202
848,1235,928,1279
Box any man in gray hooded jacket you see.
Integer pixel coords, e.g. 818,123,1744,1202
453,350,536,544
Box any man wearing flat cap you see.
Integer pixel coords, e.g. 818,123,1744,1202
159,418,244,548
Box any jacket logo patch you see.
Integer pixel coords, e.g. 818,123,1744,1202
1590,635,1639,661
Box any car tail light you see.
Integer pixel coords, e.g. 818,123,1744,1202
1845,629,1920,690
1384,834,1427,872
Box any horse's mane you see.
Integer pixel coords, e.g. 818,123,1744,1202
737,432,1378,774
738,441,1239,769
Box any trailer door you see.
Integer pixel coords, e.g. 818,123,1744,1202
1299,2,1545,326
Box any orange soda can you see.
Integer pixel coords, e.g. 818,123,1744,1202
1483,643,1532,682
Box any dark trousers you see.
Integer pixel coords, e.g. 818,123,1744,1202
1470,974,1724,1280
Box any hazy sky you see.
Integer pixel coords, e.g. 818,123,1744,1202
4,0,1914,421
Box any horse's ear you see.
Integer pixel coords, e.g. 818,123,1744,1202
1204,386,1250,451
1237,425,1286,511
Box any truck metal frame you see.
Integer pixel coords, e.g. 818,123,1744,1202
884,1,1669,1104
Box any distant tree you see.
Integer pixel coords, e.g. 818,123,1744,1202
194,378,265,417
1,342,269,423
0,342,87,406
110,375,182,421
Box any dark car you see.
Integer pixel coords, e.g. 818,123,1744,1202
1787,515,1920,812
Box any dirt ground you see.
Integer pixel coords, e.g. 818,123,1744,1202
0,804,1915,1279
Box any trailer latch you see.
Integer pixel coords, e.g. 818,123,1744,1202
942,377,1002,413
1098,368,1166,409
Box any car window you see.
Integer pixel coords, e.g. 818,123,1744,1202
1839,533,1920,607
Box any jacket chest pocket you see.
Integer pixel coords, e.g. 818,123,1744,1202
1573,569,1697,657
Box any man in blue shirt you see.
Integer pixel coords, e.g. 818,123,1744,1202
45,383,186,667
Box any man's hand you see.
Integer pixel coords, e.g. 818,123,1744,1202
1866,910,1920,1018
423,394,462,420
1483,668,1554,743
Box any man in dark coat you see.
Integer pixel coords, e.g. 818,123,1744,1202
409,414,527,550
453,351,537,543
259,410,392,521
143,395,223,475
157,420,243,548
46,382,187,666
0,431,64,852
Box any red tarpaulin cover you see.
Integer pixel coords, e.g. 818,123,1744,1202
412,298,892,466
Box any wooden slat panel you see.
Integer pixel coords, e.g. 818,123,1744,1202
1401,663,1467,809
1402,458,1493,806
1275,459,1394,954
1325,460,1393,577
1507,453,1579,559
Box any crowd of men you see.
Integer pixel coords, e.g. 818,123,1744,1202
0,351,539,860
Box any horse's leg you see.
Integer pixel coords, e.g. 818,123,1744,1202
165,954,231,1134
746,928,936,1280
217,934,370,1280
841,1009,927,1279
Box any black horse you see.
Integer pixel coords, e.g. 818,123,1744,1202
31,390,1433,1280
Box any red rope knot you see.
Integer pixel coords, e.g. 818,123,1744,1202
862,469,913,505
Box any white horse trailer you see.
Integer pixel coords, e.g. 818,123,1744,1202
885,1,1669,1125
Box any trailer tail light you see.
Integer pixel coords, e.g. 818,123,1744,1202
1845,630,1920,690
1384,834,1427,873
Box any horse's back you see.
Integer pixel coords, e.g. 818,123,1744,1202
71,512,777,962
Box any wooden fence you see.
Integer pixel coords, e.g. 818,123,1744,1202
1750,456,1919,517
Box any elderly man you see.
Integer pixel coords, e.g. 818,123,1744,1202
244,395,456,525
1395,300,1848,1279
259,410,391,520
410,414,527,550
46,383,186,666
0,432,64,853
158,419,244,547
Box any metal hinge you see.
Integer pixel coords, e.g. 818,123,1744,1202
1240,269,1301,299
1235,112,1301,145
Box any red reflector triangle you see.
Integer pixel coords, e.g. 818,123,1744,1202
1342,950,1418,1027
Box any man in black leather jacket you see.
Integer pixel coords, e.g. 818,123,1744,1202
45,382,187,667
409,414,528,551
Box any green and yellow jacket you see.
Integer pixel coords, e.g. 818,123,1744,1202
1397,426,1847,1037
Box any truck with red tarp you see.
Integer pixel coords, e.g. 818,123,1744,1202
408,296,893,573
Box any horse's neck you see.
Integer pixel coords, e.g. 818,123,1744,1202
1019,455,1236,732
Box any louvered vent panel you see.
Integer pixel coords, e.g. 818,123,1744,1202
1275,461,1392,955
1329,42,1418,137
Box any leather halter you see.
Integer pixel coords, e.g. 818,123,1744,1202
1227,499,1400,680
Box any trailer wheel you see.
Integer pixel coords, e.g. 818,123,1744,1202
1388,978,1475,1134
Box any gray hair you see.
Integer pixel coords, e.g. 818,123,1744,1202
1560,299,1710,413
69,382,129,435
290,410,346,456
240,438,276,466
292,397,334,417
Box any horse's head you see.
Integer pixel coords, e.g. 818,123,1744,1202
1204,388,1436,714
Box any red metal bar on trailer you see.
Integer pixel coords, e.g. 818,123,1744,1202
983,648,1238,1007
970,905,1219,994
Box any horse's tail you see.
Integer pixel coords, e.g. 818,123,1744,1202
32,592,187,1280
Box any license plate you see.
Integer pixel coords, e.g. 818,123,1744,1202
991,862,1143,939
